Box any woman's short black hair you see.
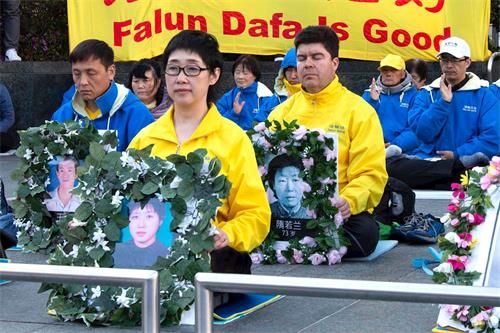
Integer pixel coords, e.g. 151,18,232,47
405,58,428,81
69,39,114,68
128,198,165,222
294,25,339,59
267,154,304,193
128,59,164,106
162,30,223,105
232,55,261,81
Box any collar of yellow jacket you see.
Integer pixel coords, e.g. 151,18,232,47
300,75,342,104
146,103,222,143
283,78,302,97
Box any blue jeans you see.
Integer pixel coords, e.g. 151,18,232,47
0,213,17,241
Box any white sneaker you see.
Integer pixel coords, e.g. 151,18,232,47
5,49,21,61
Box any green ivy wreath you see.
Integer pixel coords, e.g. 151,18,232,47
433,159,500,332
12,121,230,326
248,120,348,266
11,120,114,252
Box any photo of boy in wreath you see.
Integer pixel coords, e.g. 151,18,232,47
113,198,171,269
268,154,310,219
45,155,81,213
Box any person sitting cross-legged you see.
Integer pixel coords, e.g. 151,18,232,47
387,37,500,190
362,54,419,158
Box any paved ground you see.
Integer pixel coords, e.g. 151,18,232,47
0,156,448,333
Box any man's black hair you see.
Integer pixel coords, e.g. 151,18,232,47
294,26,340,59
69,39,114,68
232,55,261,81
56,155,79,172
267,154,304,193
128,59,165,106
162,30,223,105
128,198,166,222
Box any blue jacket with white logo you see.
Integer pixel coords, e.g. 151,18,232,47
362,74,419,153
408,73,499,159
52,81,154,151
216,81,273,130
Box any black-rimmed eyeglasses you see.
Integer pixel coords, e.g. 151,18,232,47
439,57,467,65
165,65,209,77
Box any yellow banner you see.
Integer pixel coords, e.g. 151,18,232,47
67,0,491,61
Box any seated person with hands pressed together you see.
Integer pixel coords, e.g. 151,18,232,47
128,30,271,274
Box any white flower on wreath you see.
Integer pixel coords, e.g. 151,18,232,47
23,148,33,160
68,244,79,258
43,147,54,161
440,213,450,223
120,151,141,170
488,315,499,329
115,288,134,308
98,240,111,252
68,218,87,230
90,286,102,299
53,136,65,145
170,176,182,189
111,190,124,208
444,232,460,244
433,262,453,274
66,148,74,155
121,177,135,189
102,144,116,153
92,228,106,244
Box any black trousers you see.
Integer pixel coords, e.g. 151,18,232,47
210,246,252,274
343,212,380,258
386,156,465,190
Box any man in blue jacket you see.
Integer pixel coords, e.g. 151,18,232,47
387,37,499,189
490,79,500,101
362,54,419,157
52,39,154,151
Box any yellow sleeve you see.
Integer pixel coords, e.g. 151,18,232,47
216,134,271,253
340,101,388,215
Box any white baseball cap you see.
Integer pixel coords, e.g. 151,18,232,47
437,37,471,59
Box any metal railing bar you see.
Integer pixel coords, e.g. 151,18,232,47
487,51,500,83
195,273,500,333
0,263,160,333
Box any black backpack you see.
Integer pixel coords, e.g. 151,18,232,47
373,177,416,225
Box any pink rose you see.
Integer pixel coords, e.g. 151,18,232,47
456,306,471,322
258,137,273,149
450,218,460,226
276,250,288,264
461,212,475,224
447,255,468,271
308,253,326,266
293,126,308,140
292,249,304,264
315,128,326,142
338,246,348,256
258,165,267,177
326,249,342,265
300,181,312,193
334,212,344,228
299,236,317,247
472,213,485,225
302,158,314,170
447,204,458,213
320,177,334,185
306,209,317,219
491,156,500,169
250,252,264,264
329,196,339,207
480,175,492,190
324,147,336,162
253,122,267,132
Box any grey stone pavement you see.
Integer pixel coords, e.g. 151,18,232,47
0,155,448,333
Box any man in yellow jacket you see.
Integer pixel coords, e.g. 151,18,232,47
268,26,388,257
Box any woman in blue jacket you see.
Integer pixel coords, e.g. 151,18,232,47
216,55,273,130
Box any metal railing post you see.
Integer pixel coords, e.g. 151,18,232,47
487,51,499,83
0,263,160,333
195,278,214,333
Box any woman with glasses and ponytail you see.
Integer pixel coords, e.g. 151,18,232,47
128,30,270,274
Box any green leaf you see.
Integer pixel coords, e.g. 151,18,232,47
176,163,194,179
101,151,122,171
167,154,186,165
17,183,31,198
160,185,176,199
74,202,93,221
187,151,204,173
89,142,106,162
212,175,225,192
159,270,174,290
104,222,121,241
171,196,187,215
89,247,105,260
141,182,159,195
177,180,194,199
208,158,221,178
95,200,114,218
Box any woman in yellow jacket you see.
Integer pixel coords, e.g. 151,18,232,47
128,30,270,273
